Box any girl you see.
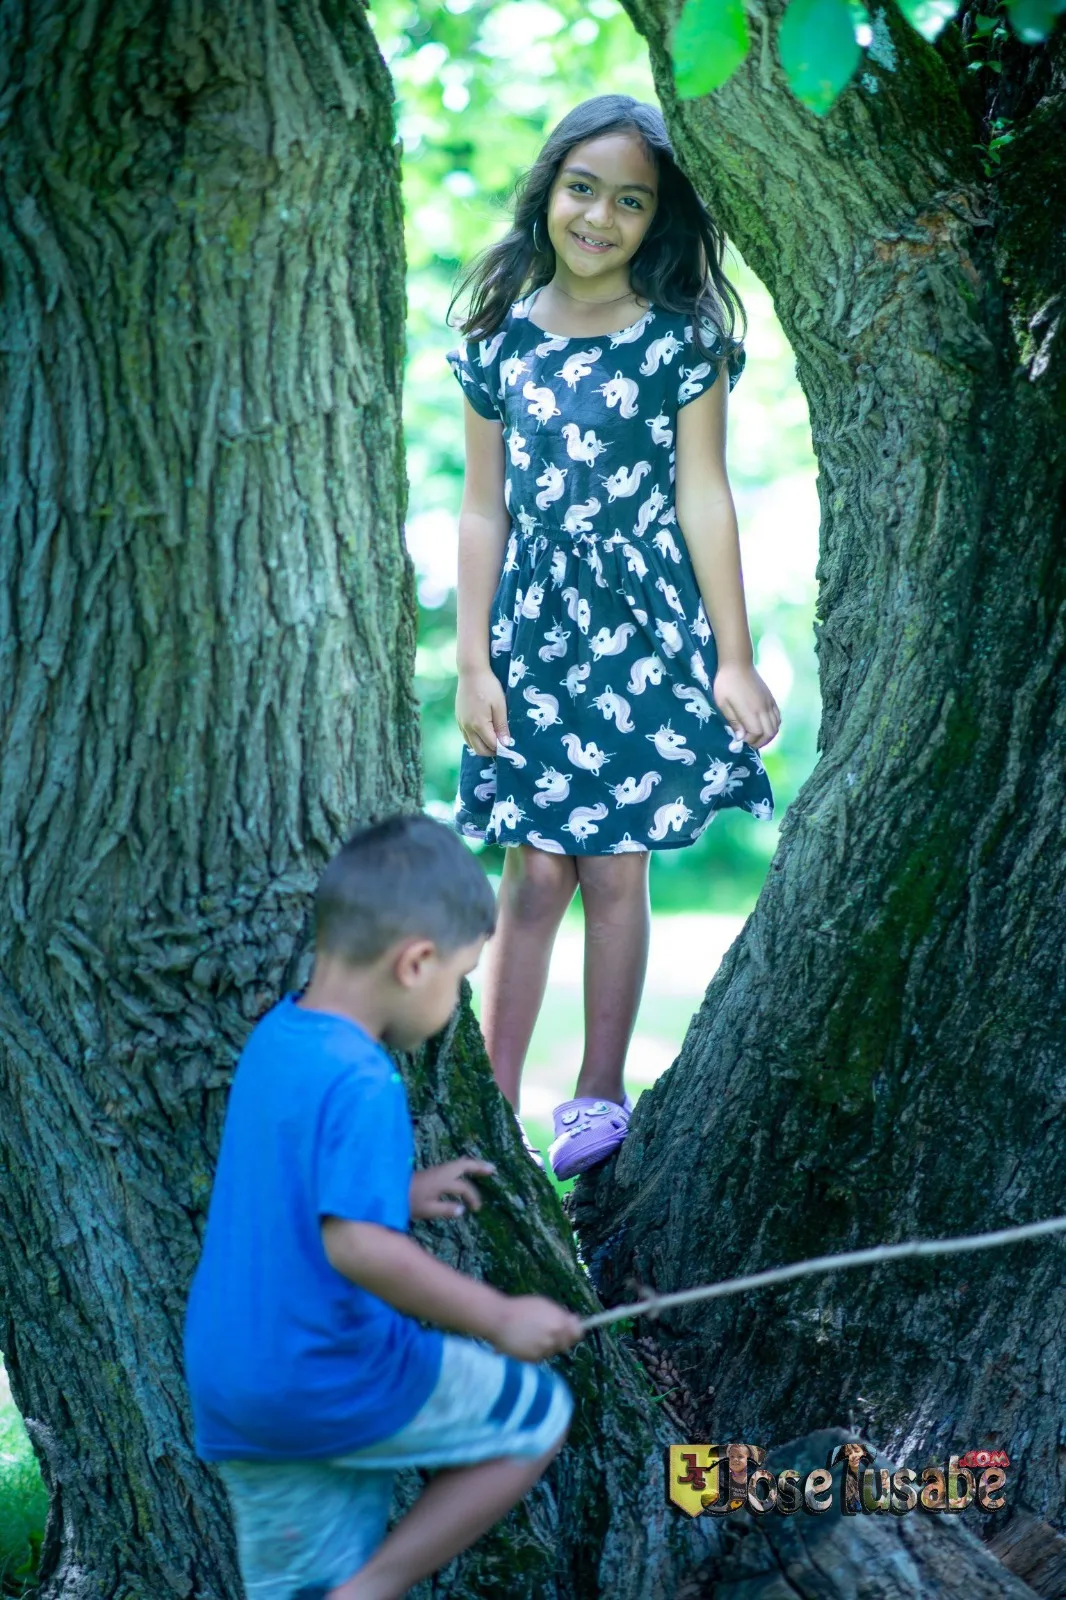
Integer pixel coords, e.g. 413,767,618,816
444,95,780,1182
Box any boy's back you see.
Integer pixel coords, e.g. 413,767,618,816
183,995,444,1462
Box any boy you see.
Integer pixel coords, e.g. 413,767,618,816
183,813,585,1600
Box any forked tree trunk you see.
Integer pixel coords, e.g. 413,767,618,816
575,0,1066,1566
0,4,708,1597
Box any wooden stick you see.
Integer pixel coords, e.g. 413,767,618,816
580,1213,1066,1331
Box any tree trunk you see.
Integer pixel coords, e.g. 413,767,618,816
576,0,1066,1554
0,4,712,1596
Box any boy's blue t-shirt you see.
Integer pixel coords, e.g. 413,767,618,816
183,995,445,1461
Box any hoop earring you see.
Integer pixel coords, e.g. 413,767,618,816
533,215,548,253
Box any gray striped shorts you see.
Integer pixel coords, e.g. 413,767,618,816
217,1334,573,1600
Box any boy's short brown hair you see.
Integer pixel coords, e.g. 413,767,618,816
314,813,497,966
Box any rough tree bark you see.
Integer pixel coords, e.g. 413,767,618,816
575,0,1066,1577
0,3,708,1598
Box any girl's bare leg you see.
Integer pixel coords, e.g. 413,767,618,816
573,851,652,1104
326,1432,567,1600
479,844,579,1108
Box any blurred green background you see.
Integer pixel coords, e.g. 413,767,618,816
0,0,821,1574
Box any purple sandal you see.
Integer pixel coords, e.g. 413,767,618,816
548,1093,633,1181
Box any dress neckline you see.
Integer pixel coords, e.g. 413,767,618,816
513,287,655,343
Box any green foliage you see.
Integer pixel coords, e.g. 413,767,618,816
0,1367,46,1596
777,0,863,113
672,0,751,98
671,0,1062,116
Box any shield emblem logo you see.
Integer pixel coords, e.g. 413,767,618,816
667,1445,728,1517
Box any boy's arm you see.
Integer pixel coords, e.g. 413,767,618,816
322,1217,511,1341
321,1216,586,1361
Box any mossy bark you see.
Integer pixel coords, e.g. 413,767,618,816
0,4,709,1597
574,0,1066,1558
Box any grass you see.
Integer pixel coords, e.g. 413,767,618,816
0,1367,45,1598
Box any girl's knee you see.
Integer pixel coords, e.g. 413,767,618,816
505,846,576,918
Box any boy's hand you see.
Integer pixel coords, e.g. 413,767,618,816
491,1295,586,1361
410,1159,498,1221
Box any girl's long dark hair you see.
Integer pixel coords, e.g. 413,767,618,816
447,95,746,365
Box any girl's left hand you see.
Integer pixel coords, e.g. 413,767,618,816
410,1159,498,1220
713,662,781,750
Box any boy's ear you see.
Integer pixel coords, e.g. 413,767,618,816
391,935,439,986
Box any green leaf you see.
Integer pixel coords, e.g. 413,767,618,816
893,0,960,41
1005,0,1062,40
673,0,751,99
777,0,861,115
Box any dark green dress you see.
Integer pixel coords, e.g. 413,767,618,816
445,289,774,856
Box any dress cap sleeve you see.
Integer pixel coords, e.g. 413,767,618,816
677,315,746,408
446,335,502,422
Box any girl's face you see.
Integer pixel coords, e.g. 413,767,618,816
545,131,659,282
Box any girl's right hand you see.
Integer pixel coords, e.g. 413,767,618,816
456,667,510,758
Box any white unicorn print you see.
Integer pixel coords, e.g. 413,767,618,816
499,354,529,388
690,651,711,690
562,497,601,535
561,587,591,634
601,461,652,501
622,543,648,580
639,331,684,375
527,830,566,852
646,413,673,448
503,531,519,573
607,833,650,853
490,616,513,657
647,723,697,764
560,732,611,774
656,576,686,618
534,333,571,358
480,329,508,366
673,684,714,724
489,795,526,834
693,600,711,644
538,622,570,661
700,760,748,801
622,592,649,626
609,310,655,346
592,685,635,733
627,655,665,694
648,798,694,840
655,618,684,658
533,766,573,807
535,463,568,508
518,581,545,620
524,685,563,731
678,363,713,404
563,802,609,842
633,485,667,539
599,372,640,418
653,526,683,564
507,428,531,470
549,548,568,587
515,507,538,538
507,655,528,687
473,764,497,803
590,622,638,660
555,348,602,387
610,771,662,806
561,661,591,698
493,738,528,769
561,422,608,464
523,379,561,423
749,798,773,820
